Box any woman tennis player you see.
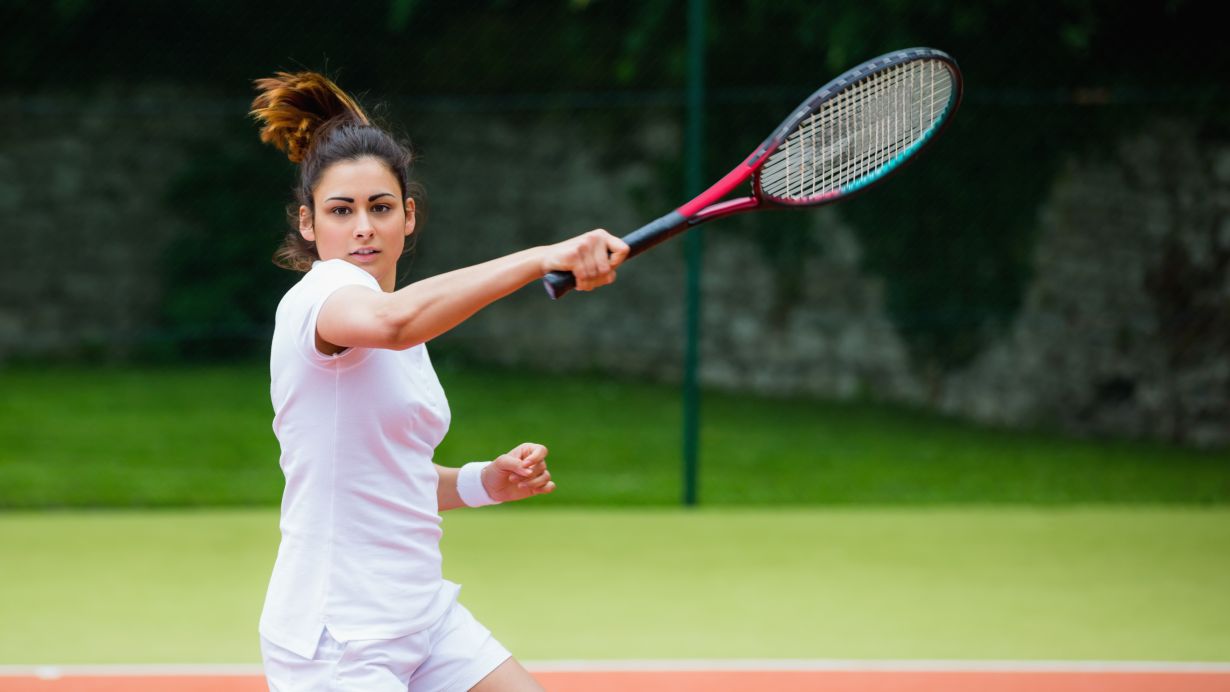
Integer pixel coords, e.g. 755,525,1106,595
250,72,627,691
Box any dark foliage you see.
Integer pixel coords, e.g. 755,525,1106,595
5,0,1225,367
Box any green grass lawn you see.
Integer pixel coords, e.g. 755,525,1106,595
0,365,1227,508
4,366,1225,666
1,507,1227,664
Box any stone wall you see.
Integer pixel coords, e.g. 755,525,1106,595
0,88,227,360
1,88,1225,446
939,121,1230,446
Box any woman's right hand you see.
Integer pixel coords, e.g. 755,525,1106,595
540,229,630,291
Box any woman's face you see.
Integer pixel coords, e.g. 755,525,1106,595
300,156,415,292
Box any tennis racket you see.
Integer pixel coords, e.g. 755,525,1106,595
543,46,962,299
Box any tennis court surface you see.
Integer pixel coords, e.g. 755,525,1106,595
3,661,1229,691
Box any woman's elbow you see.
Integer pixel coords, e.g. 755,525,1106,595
374,303,424,350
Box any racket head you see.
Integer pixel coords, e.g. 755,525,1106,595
749,47,962,208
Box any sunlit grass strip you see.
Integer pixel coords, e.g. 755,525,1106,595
0,365,1226,508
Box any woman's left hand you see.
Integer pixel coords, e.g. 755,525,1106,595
540,229,630,291
483,442,555,503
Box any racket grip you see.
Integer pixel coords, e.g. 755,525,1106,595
543,270,576,299
542,211,689,300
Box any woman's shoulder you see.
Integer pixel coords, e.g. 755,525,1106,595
275,260,373,317
285,260,380,300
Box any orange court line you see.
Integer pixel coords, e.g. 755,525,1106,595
537,670,1230,692
2,670,1230,692
0,677,265,692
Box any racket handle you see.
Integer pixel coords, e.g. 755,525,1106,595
542,270,578,299
543,211,689,300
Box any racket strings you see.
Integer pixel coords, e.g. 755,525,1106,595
760,59,953,202
802,62,942,193
824,61,944,191
780,62,936,195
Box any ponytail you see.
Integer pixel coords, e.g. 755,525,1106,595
250,71,417,273
250,71,370,164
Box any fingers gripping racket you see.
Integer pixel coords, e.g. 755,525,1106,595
543,47,962,299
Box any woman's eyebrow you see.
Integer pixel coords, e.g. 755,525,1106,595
323,193,394,203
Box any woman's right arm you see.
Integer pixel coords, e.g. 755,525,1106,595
315,229,628,352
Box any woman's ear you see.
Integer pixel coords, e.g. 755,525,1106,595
299,205,315,242
404,198,417,237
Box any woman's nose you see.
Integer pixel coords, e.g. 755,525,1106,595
354,213,374,237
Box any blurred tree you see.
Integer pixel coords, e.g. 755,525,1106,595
5,0,1223,97
157,128,296,360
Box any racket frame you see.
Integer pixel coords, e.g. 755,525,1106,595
544,46,962,299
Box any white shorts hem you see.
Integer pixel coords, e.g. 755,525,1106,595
442,645,512,692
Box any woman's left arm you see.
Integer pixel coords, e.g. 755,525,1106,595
436,443,556,511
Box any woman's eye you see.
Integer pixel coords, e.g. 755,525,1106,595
329,207,351,215
372,204,392,213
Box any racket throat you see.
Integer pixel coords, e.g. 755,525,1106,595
677,164,756,218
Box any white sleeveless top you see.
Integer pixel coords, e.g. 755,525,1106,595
260,259,458,658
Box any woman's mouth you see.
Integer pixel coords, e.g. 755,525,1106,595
350,247,380,262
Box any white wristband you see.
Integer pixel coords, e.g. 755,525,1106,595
457,461,500,507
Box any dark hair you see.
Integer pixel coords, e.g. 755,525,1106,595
250,72,418,272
